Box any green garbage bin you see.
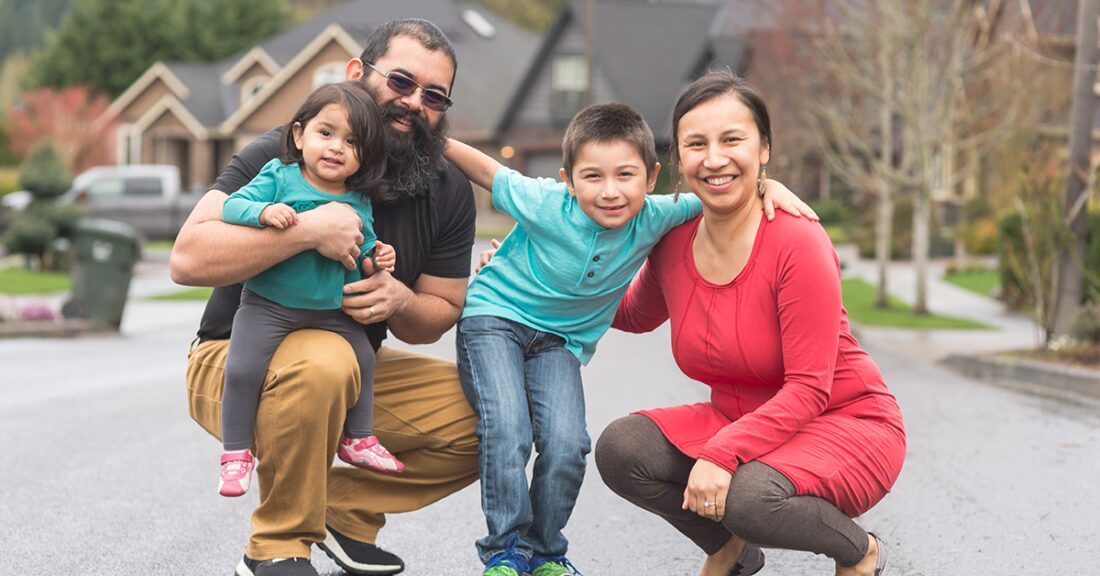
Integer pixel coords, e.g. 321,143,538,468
69,218,141,329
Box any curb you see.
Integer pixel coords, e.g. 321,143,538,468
0,319,112,339
943,353,1100,404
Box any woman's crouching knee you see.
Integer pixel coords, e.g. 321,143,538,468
724,461,793,542
594,414,653,497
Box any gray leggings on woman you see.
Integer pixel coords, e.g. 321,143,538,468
595,414,870,567
221,288,376,451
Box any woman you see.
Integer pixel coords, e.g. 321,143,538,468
594,71,905,576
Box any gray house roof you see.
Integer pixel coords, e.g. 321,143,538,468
499,0,729,141
592,0,720,138
162,62,229,128
157,0,541,139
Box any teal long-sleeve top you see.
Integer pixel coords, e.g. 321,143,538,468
222,158,375,310
462,167,702,364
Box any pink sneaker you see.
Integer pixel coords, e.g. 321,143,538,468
219,451,254,497
338,435,404,474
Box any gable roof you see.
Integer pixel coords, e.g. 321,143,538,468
221,23,362,131
500,0,722,140
593,0,721,138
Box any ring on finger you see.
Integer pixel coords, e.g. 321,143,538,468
369,306,376,316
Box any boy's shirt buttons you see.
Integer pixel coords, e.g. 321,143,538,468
592,255,600,262
586,271,595,278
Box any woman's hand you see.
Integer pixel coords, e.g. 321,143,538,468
683,458,733,520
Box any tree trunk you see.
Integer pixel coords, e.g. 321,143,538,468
874,41,895,309
875,178,893,309
913,187,931,315
1052,0,1100,336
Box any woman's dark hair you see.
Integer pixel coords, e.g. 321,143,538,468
281,81,387,197
669,70,772,176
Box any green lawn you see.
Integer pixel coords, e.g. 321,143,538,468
943,268,999,298
146,287,213,301
0,267,71,294
841,278,991,329
143,240,175,252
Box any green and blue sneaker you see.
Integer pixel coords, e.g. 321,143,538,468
530,555,581,576
482,543,530,576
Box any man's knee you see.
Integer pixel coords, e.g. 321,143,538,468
267,329,360,403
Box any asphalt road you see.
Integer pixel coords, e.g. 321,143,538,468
2,250,1098,575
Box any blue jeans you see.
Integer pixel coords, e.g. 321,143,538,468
456,315,591,564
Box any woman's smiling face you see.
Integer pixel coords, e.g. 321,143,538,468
676,94,770,216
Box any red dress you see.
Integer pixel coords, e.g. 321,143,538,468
613,213,906,517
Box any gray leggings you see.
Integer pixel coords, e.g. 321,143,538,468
221,288,376,451
595,414,869,567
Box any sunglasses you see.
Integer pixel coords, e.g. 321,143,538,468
364,61,453,112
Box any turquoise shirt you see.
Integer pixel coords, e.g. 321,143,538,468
222,158,375,310
463,167,702,364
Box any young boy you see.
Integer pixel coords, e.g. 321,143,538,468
445,103,701,576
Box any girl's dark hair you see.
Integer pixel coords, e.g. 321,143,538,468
669,71,772,176
281,81,387,196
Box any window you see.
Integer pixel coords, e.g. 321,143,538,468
551,54,588,121
124,177,163,197
87,178,124,199
313,62,345,88
240,76,268,105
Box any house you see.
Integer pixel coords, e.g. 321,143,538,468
106,0,795,192
103,0,541,192
497,0,746,180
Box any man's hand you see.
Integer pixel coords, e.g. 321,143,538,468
342,270,414,325
682,458,732,521
370,241,397,274
259,203,299,229
299,202,364,271
761,178,819,222
476,238,501,273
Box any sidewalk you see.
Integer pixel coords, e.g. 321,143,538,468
836,245,1040,361
836,245,1099,403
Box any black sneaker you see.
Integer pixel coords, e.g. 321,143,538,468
317,525,405,575
235,555,318,576
728,544,765,576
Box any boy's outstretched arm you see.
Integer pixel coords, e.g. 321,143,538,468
444,138,501,192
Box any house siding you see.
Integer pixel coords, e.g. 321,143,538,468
236,40,357,137
121,81,178,123
511,21,616,129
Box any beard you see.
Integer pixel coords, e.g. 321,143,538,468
373,100,449,204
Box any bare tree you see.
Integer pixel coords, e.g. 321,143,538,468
1052,0,1099,336
794,0,905,309
792,0,1033,314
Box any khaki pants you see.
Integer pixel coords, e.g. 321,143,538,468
187,329,479,560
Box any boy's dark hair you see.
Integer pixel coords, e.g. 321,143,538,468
561,103,658,184
359,18,458,92
281,81,387,196
669,70,771,176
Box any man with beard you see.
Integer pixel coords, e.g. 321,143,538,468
171,19,477,576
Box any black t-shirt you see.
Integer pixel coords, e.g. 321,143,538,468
195,127,476,350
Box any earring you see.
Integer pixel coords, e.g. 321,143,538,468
757,166,767,198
